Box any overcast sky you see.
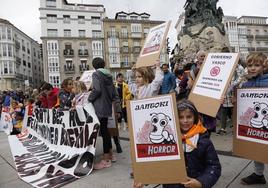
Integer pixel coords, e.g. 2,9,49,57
0,0,267,48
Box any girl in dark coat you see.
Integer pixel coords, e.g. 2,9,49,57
134,100,221,188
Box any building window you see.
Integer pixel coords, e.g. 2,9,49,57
78,16,85,24
47,29,58,37
92,41,103,58
122,41,128,47
46,0,56,7
118,15,127,20
49,75,60,88
47,41,59,55
63,15,70,23
64,29,71,37
1,27,6,40
92,30,102,38
144,27,149,37
2,44,7,57
7,28,12,40
48,57,59,73
47,14,57,23
7,44,13,57
91,17,101,24
133,41,140,47
130,16,138,20
121,27,128,38
79,30,86,37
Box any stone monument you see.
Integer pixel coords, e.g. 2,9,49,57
176,0,229,62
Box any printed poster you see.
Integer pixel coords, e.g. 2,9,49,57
192,53,239,99
237,88,268,145
130,95,180,162
141,22,168,56
136,21,171,67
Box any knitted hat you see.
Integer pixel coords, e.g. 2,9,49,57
177,100,199,124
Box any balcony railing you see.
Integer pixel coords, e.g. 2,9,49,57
63,49,74,57
120,32,128,38
78,49,89,56
131,32,142,38
120,47,129,53
64,65,75,74
79,65,90,72
256,47,268,51
121,62,131,68
132,46,141,54
107,31,119,38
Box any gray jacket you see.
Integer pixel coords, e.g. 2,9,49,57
88,70,121,118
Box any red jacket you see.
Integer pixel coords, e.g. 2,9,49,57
47,88,59,108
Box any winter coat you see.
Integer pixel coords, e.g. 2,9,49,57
47,88,60,108
128,68,164,99
159,71,176,94
58,90,75,110
88,70,121,118
163,132,221,188
242,73,268,88
115,82,132,108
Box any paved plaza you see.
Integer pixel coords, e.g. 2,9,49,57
0,126,267,188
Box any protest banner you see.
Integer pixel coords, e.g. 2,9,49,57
233,88,268,163
8,103,100,188
136,21,171,68
0,110,13,135
80,70,95,90
189,53,239,117
127,94,187,184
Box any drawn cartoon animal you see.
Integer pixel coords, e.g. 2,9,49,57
250,102,268,129
149,112,175,144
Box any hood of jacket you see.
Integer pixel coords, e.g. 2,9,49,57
96,69,114,86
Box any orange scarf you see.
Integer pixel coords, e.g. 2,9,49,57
182,121,207,148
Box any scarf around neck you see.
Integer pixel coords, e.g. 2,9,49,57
182,121,207,149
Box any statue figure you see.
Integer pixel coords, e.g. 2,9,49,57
184,0,198,17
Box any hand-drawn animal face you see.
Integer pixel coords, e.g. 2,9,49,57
250,102,268,129
150,113,171,134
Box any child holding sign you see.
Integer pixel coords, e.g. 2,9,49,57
128,61,164,100
240,53,268,185
134,100,221,188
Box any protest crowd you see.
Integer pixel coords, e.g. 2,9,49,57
0,50,268,188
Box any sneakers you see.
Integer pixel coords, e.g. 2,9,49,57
216,128,226,135
111,155,117,163
116,144,123,153
241,173,266,185
93,159,112,170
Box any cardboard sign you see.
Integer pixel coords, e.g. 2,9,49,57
233,88,268,163
189,53,239,117
80,70,95,90
127,94,187,184
8,104,100,188
136,21,171,68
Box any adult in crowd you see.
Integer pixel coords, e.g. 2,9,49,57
159,63,176,94
115,73,132,131
39,82,59,108
88,57,121,170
